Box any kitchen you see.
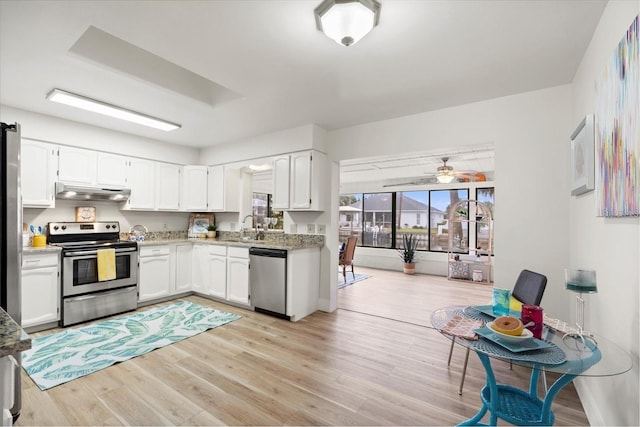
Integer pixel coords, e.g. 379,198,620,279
1,1,639,426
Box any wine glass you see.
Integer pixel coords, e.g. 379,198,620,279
270,217,278,228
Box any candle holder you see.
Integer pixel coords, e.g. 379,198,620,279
564,268,598,345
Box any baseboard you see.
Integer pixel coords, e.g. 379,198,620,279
574,377,604,426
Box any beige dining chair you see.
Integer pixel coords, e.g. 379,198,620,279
339,236,358,282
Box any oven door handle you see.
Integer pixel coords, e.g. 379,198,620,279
64,247,138,257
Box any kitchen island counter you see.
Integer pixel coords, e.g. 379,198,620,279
0,307,31,357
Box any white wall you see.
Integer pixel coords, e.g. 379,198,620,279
327,85,573,318
199,124,326,166
570,2,639,425
23,199,189,233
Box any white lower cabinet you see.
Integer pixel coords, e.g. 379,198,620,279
208,246,227,299
1,355,17,426
227,247,249,305
286,247,320,321
191,244,248,305
138,246,172,302
191,245,208,294
21,252,59,329
191,244,228,299
174,244,192,293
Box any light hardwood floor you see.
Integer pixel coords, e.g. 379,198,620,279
17,268,588,426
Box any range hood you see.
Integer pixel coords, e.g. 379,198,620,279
55,182,131,201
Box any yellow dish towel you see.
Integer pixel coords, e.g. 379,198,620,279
97,248,116,282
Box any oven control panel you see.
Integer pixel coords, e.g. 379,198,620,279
48,221,120,235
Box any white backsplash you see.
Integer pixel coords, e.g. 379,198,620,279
23,199,190,233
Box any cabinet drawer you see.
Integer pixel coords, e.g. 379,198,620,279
207,245,227,256
140,246,170,257
22,253,58,269
227,246,249,259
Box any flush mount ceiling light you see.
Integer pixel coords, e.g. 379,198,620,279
46,88,181,132
314,0,381,47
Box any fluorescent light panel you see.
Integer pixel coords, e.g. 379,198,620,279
46,88,180,132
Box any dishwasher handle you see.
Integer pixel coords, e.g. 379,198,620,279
249,247,287,258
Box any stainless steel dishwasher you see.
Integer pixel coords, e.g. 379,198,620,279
249,247,288,319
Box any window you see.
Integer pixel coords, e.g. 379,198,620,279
429,189,469,252
339,194,363,243
339,188,491,254
476,187,495,254
396,191,428,250
363,193,392,248
252,193,283,229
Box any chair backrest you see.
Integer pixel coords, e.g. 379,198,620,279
512,269,547,305
341,236,358,264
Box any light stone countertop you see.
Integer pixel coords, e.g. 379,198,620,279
23,245,62,255
0,308,32,357
138,237,323,251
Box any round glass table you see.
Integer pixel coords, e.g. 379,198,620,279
431,306,632,426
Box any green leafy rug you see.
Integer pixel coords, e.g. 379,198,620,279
22,301,240,390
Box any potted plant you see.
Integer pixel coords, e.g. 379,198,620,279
207,224,217,238
398,233,418,274
455,208,467,219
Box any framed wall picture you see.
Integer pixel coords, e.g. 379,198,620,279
188,213,214,237
570,114,595,196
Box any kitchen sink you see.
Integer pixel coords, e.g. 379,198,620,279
218,237,262,243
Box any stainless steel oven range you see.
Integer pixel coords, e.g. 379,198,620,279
48,222,139,326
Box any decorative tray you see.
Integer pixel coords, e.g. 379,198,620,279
475,327,553,353
466,304,522,319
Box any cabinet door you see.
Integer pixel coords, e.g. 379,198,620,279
290,152,311,209
190,245,208,293
126,158,156,210
97,152,128,188
175,244,192,293
21,265,59,328
156,163,182,211
208,255,227,299
57,146,97,185
227,257,249,305
182,166,208,211
207,165,224,211
139,253,172,301
21,139,57,208
272,155,290,209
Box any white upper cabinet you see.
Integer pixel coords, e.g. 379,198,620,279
207,165,240,212
277,150,327,211
272,155,290,209
21,139,57,208
290,152,312,209
57,146,97,185
58,146,127,188
182,166,208,211
156,162,181,211
96,152,128,188
125,158,156,210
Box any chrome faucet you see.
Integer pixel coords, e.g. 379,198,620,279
241,215,256,238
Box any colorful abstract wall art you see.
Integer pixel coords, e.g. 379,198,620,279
595,15,639,217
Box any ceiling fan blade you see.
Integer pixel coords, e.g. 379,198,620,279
383,178,431,187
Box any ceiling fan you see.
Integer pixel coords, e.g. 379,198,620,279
383,157,485,187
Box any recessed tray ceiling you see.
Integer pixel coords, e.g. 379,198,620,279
69,25,241,107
